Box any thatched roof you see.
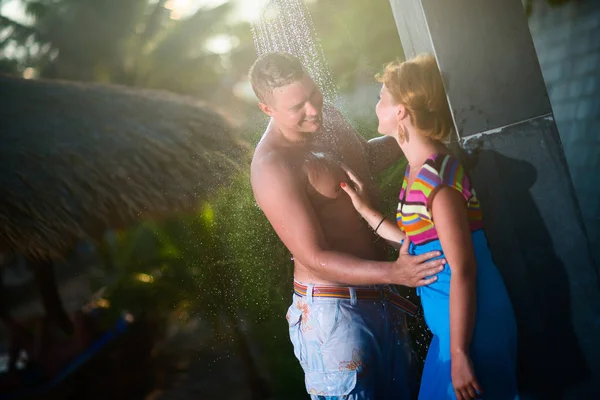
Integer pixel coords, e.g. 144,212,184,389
0,75,248,261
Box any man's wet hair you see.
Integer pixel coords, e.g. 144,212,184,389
248,52,305,104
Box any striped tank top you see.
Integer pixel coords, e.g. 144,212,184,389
396,153,483,245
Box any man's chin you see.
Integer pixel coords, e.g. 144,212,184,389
303,121,322,132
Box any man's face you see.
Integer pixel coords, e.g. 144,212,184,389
260,74,324,134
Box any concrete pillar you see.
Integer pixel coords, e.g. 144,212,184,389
389,0,600,398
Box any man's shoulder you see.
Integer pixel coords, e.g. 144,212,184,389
252,137,290,169
251,142,304,188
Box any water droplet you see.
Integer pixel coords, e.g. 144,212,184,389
252,0,339,103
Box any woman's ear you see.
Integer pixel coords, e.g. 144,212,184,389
396,104,408,123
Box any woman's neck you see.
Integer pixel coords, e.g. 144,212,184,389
400,135,446,169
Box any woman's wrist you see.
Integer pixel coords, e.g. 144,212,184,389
374,215,386,233
361,207,379,222
451,347,469,357
366,211,384,230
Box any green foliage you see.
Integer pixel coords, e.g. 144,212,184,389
130,3,232,95
97,205,237,326
213,170,293,320
252,318,306,399
308,0,405,92
0,57,19,73
0,0,238,97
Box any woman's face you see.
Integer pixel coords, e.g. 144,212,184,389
375,84,400,136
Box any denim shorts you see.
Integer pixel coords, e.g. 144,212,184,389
286,282,417,399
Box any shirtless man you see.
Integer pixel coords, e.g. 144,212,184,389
249,53,445,399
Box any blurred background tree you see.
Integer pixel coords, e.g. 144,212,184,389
0,0,407,100
0,0,234,97
308,0,405,92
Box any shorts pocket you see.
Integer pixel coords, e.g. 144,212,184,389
286,301,304,363
305,370,357,396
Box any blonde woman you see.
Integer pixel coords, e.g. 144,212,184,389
341,54,519,400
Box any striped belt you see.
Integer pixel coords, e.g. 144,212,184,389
293,281,418,317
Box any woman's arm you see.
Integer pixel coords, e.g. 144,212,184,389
337,162,406,246
344,197,405,246
431,186,482,399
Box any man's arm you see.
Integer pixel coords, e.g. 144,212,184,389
251,155,442,286
366,135,403,175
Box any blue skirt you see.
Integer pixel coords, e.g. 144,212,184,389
412,230,519,400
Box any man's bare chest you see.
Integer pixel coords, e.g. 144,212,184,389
303,151,347,203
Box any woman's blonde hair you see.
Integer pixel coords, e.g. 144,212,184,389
376,54,454,142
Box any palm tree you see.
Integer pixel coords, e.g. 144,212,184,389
0,0,234,97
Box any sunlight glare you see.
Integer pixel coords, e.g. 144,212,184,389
165,0,189,12
22,67,37,79
0,0,32,25
135,273,154,283
236,0,270,22
205,34,238,54
96,298,111,308
165,0,228,20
